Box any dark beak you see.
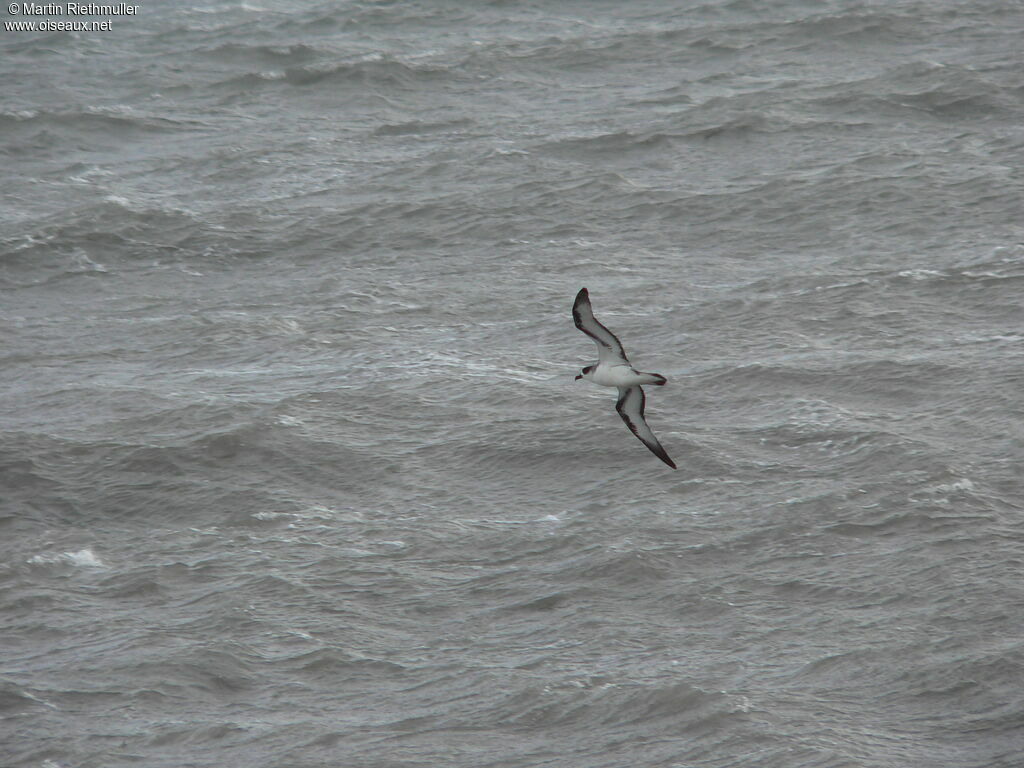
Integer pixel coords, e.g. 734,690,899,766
574,374,582,381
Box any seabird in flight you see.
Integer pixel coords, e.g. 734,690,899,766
573,287,676,469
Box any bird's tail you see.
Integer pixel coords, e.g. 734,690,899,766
638,372,667,386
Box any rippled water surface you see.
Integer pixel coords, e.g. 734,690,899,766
3,1,1024,766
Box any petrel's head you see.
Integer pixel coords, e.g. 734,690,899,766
575,365,594,381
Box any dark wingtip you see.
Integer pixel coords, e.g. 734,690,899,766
572,288,590,329
653,447,677,469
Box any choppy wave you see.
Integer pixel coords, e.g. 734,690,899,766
3,1,1024,767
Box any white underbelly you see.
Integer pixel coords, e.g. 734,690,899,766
592,365,642,388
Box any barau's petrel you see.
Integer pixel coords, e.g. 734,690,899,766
573,287,676,469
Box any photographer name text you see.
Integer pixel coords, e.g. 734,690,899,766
10,3,139,14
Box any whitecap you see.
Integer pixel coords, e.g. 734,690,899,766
935,477,975,493
28,548,105,568
897,268,946,280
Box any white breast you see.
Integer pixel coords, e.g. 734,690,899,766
591,364,643,388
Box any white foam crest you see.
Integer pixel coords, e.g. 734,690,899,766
28,548,106,568
897,268,946,280
935,477,975,493
70,250,108,273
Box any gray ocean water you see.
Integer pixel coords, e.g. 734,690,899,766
3,1,1024,766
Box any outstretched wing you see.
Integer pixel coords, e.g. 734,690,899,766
615,386,676,469
573,288,630,367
